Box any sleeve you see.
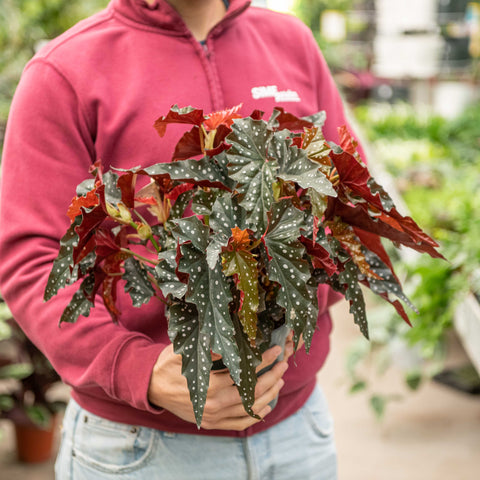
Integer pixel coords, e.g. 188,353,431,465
0,59,166,413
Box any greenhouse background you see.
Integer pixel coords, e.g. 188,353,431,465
1,1,479,479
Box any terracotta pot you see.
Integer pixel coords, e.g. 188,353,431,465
14,415,57,463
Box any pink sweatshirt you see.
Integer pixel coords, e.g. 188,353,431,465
0,0,355,437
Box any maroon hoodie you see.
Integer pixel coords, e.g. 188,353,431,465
0,0,357,437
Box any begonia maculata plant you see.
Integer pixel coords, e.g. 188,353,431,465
44,104,445,426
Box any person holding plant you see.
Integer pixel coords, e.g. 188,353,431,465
0,0,363,478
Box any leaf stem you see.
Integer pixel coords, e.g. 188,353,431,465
120,248,159,266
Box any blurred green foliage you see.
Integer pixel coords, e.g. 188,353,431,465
0,0,107,134
347,101,480,418
294,0,353,33
357,101,480,352
293,0,372,72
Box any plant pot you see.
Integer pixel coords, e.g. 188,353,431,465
14,415,57,463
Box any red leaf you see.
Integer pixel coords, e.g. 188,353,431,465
299,236,337,276
154,106,205,137
338,125,358,156
325,197,445,259
89,159,103,184
272,107,314,131
173,126,203,161
204,104,243,131
102,274,122,322
73,204,107,263
165,183,194,202
329,150,379,207
117,171,137,208
387,209,442,250
74,234,97,267
250,109,265,121
291,136,303,148
95,228,125,258
67,190,99,223
101,250,130,322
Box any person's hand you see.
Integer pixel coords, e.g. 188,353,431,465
148,335,295,431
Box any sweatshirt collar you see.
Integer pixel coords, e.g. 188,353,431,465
111,0,251,35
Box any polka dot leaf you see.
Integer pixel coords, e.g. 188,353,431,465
271,131,336,197
44,215,81,301
209,195,247,238
59,274,95,324
338,260,369,339
262,199,317,345
226,118,276,233
167,302,212,427
123,257,156,308
142,156,232,191
154,250,188,299
175,224,242,388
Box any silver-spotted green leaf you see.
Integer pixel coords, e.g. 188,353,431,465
209,196,247,237
339,260,369,339
303,111,327,127
171,216,210,252
154,250,188,298
206,234,228,270
226,118,276,232
103,171,122,205
175,221,242,387
309,187,329,220
167,302,212,427
59,274,95,324
169,189,195,220
123,257,155,307
367,178,395,211
44,215,81,301
191,189,218,216
142,157,231,190
76,179,95,196
262,199,315,344
303,125,332,177
363,250,417,313
271,132,336,197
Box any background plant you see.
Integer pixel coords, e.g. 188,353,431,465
0,0,106,148
346,102,480,417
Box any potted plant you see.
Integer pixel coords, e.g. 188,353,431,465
44,105,444,426
0,299,65,462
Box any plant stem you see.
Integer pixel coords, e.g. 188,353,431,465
120,248,159,266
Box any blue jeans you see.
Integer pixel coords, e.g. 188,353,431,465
55,385,337,480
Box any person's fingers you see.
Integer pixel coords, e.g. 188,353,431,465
201,403,272,431
255,360,288,396
256,344,282,373
202,374,285,430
